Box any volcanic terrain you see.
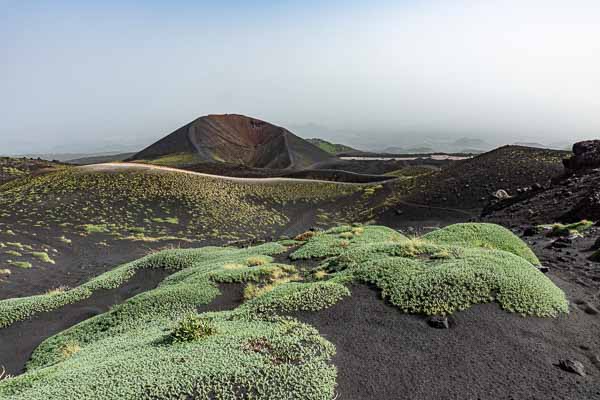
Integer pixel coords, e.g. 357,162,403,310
1,123,599,399
130,114,336,170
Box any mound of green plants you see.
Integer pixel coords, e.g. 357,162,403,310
0,240,343,399
0,223,568,399
291,223,566,316
422,223,540,265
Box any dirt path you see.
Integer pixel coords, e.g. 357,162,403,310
394,199,480,218
80,162,377,186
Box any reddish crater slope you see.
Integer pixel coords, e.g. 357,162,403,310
130,114,335,169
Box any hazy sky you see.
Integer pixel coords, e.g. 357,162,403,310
1,0,599,154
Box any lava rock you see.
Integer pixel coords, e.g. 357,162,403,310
563,140,600,171
551,238,573,249
427,316,450,329
493,189,511,200
581,302,599,315
522,226,540,237
537,265,550,273
558,359,586,376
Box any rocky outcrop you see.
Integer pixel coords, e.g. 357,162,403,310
563,140,600,171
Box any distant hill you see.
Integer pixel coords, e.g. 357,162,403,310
130,114,335,169
380,138,492,155
513,142,546,149
383,146,435,154
451,137,490,150
306,138,356,155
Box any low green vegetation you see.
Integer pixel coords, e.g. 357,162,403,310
8,261,32,269
169,314,218,343
532,220,594,237
0,223,567,399
82,224,110,234
306,138,356,155
548,220,593,237
137,152,201,167
151,216,179,224
0,241,338,399
0,167,361,243
30,251,55,264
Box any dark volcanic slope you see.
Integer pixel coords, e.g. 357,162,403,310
484,167,600,226
130,114,335,169
294,284,600,400
406,145,569,209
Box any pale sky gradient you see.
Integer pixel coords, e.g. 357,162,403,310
1,0,599,154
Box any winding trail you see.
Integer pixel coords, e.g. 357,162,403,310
79,162,378,186
394,199,480,217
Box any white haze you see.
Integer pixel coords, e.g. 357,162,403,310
1,0,599,154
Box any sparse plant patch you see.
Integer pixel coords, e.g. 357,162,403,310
8,261,31,269
58,236,72,244
46,286,69,295
339,232,354,239
246,256,268,267
222,263,246,270
59,341,81,359
295,231,317,241
30,251,55,264
82,224,110,234
547,220,593,237
170,315,218,343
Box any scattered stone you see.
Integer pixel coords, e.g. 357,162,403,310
551,238,572,249
427,316,450,329
493,189,511,200
522,226,540,237
537,265,550,274
395,209,404,215
581,302,599,315
558,359,586,376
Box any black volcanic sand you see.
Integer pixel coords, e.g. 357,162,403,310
405,145,568,210
524,229,600,309
0,229,213,301
376,203,479,234
0,268,170,375
292,284,600,400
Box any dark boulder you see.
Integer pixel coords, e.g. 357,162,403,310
427,315,450,329
563,140,600,171
558,359,586,376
